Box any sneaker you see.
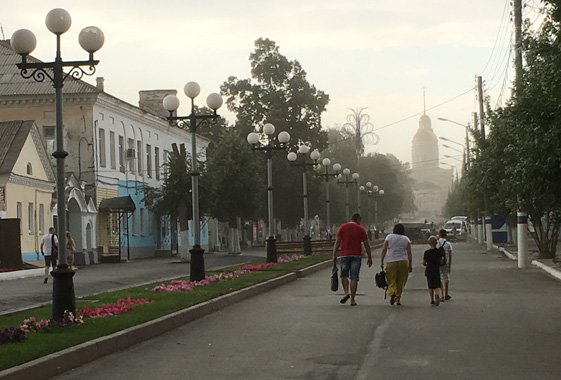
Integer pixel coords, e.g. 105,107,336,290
430,300,435,306
435,295,440,306
43,277,48,284
390,295,396,305
445,295,452,300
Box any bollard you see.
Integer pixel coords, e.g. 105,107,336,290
517,211,528,268
477,217,483,245
485,216,493,252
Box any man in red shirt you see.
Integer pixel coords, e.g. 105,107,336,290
332,214,372,306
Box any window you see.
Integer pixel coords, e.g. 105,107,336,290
16,202,22,235
163,150,170,178
146,144,152,178
140,208,145,236
99,128,106,168
26,163,32,175
39,204,44,234
28,202,34,234
137,140,143,175
110,131,116,169
43,126,55,155
131,210,137,235
155,147,160,180
122,212,128,235
128,138,135,174
118,135,124,173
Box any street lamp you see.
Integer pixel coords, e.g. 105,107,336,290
287,145,320,255
441,142,466,175
247,124,291,263
315,158,341,240
362,182,384,239
11,8,104,318
438,117,471,169
337,169,359,221
162,82,223,281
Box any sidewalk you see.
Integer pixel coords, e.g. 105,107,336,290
494,243,561,281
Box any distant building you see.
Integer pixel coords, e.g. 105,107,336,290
409,109,453,220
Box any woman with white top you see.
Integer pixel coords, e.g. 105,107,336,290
380,223,412,305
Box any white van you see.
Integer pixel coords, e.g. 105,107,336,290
443,220,468,239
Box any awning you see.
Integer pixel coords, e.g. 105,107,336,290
98,195,136,213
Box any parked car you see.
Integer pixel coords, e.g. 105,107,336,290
443,220,468,240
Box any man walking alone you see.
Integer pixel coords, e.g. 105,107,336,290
332,214,372,306
40,227,58,284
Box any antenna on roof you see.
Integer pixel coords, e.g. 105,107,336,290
0,24,5,40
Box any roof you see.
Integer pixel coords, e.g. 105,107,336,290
98,195,136,212
0,40,99,97
0,120,33,174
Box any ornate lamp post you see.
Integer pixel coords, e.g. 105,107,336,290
315,158,340,240
287,145,320,255
367,184,384,239
337,169,359,221
162,82,223,281
247,124,291,263
11,8,104,318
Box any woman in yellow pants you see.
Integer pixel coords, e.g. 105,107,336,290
380,223,412,305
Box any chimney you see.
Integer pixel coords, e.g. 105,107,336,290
96,77,105,91
138,89,177,119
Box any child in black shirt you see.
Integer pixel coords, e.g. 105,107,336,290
423,236,444,306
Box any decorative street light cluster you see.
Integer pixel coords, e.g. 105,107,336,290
247,124,291,263
337,169,359,221
287,144,320,255
315,158,341,239
11,8,104,318
438,117,471,171
162,82,223,281
361,182,384,239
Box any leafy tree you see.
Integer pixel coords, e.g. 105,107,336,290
221,38,330,230
204,130,263,252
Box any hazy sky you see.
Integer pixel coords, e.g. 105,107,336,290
2,0,542,174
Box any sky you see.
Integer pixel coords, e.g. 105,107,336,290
1,0,544,175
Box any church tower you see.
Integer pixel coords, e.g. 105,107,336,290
412,91,438,170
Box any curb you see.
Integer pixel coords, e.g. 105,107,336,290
493,244,561,281
0,261,331,380
0,268,44,281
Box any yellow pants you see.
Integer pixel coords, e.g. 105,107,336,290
385,260,409,301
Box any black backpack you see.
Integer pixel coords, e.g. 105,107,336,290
437,240,448,266
375,270,388,298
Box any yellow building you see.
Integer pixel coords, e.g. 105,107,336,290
0,120,55,261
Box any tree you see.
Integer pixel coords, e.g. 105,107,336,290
221,38,330,230
204,130,263,253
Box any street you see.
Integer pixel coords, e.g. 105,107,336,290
51,242,561,380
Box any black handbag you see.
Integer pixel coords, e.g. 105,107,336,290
331,265,339,292
375,270,388,299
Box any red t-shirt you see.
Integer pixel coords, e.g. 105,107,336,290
336,222,368,256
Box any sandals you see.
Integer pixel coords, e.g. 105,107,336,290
340,295,350,304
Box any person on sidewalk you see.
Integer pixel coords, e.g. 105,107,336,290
332,213,373,306
380,223,412,305
423,235,444,306
40,227,58,284
437,229,453,301
66,231,77,270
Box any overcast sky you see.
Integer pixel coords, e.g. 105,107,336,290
2,0,542,174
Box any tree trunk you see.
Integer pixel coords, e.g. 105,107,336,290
228,219,241,254
178,200,190,262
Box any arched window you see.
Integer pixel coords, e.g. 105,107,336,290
27,163,32,175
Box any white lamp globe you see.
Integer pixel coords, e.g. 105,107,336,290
162,95,180,112
379,190,385,195
360,186,365,191
10,29,37,55
352,173,359,180
373,185,379,192
343,168,350,176
366,182,372,188
46,8,72,35
184,81,201,99
206,93,223,110
333,163,341,172
322,158,331,166
247,132,259,145
287,152,297,161
79,26,104,53
298,144,309,154
263,123,275,135
278,131,290,143
310,150,320,160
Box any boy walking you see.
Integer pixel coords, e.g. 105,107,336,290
437,229,453,301
423,236,444,306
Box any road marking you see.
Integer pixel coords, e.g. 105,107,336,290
355,312,395,380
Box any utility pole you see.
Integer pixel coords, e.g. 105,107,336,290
477,76,485,139
514,0,523,91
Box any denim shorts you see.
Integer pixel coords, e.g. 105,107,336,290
340,256,362,281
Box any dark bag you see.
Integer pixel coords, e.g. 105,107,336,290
375,270,388,299
437,240,448,266
51,234,58,259
331,266,339,292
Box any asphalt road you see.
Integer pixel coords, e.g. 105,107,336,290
50,241,561,380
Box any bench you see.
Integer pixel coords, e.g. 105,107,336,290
276,239,334,255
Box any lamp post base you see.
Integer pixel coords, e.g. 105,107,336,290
189,245,206,282
266,236,277,263
303,235,312,256
51,265,76,318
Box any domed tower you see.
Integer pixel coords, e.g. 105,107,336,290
412,112,438,170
